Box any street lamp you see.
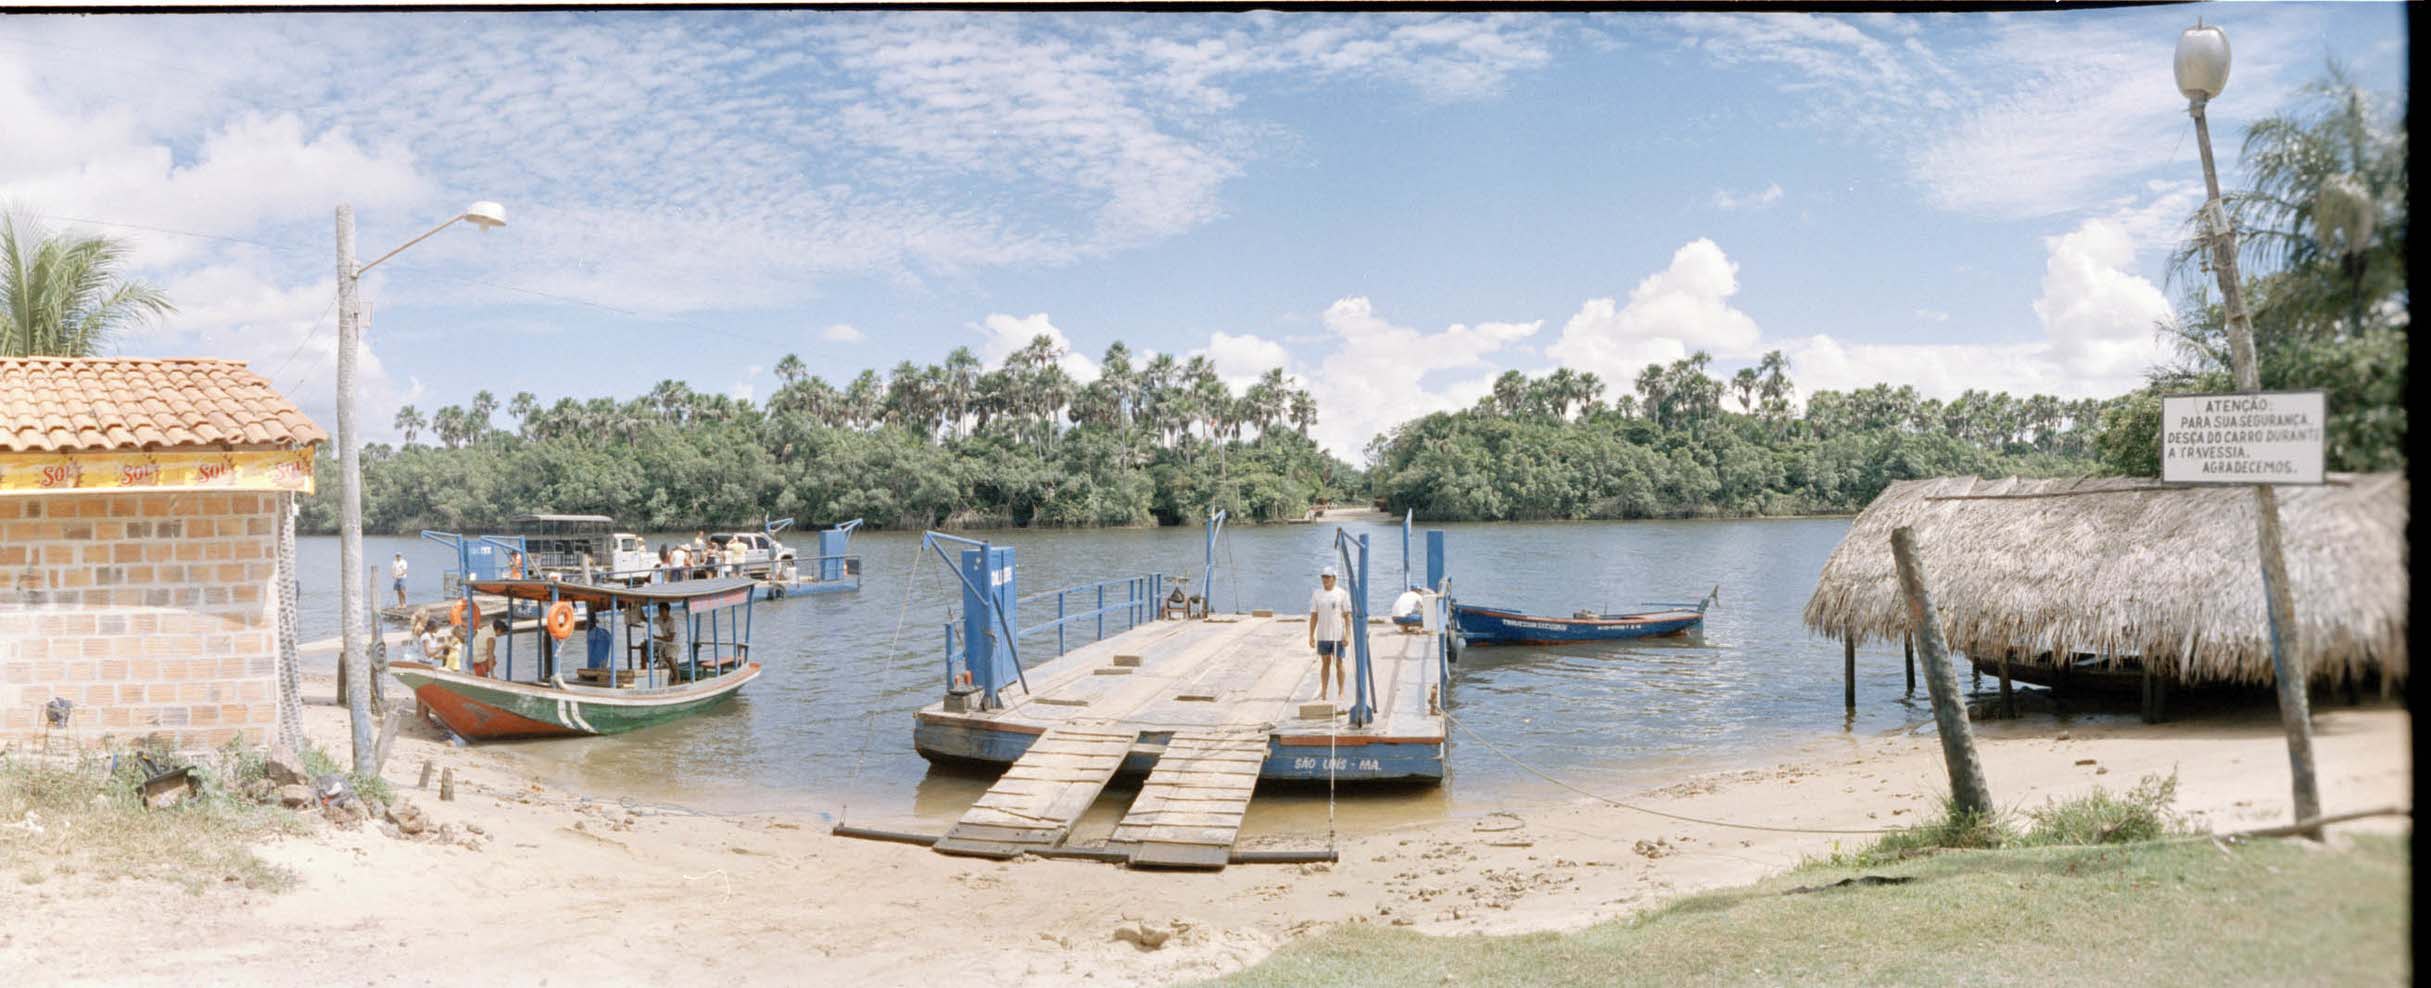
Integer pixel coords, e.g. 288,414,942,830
333,201,506,775
2174,21,2322,837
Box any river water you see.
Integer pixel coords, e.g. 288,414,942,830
299,516,1963,835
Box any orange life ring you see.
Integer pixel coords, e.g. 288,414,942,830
545,601,578,640
448,599,481,629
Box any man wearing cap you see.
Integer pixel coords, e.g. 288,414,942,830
1307,566,1352,702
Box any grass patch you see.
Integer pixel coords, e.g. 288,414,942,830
2016,772,2181,847
1211,835,2411,987
1809,773,2186,870
0,744,311,894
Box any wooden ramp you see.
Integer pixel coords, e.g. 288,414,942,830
1109,728,1269,870
933,727,1138,859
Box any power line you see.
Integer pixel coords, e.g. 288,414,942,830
34,208,814,367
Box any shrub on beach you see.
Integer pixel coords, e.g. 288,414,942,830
1808,772,2188,869
2016,772,2183,847
0,742,310,893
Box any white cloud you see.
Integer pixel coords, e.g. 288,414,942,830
820,323,865,343
973,312,1100,382
1303,297,1536,459
1915,308,1950,322
1750,219,2169,404
1195,330,1294,391
730,364,763,402
1778,334,2088,400
1546,238,1762,385
2032,218,2172,381
1662,10,2315,224
1711,181,1783,210
140,260,411,442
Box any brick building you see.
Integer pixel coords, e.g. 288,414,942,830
0,357,323,750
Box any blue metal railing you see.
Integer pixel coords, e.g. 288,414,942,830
1016,574,1159,657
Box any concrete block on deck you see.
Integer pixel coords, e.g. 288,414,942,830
1296,701,1338,720
1112,654,1142,667
1092,667,1132,676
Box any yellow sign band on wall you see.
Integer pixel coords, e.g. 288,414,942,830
0,447,317,496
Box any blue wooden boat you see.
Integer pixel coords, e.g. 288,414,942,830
1451,587,1717,647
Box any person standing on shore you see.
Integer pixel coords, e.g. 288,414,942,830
1306,566,1350,702
390,553,409,608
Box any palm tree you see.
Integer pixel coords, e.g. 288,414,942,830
393,405,426,446
941,346,981,438
1,211,175,356
2170,62,2406,345
1730,367,1760,414
845,370,883,430
1634,364,1670,429
1288,389,1316,436
1489,370,1528,417
468,390,500,442
774,353,807,387
508,391,537,436
431,405,469,449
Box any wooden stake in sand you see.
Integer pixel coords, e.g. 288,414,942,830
1890,526,1993,816
372,708,406,777
439,767,456,802
418,759,435,790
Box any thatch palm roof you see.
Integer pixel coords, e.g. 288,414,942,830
1803,474,2408,687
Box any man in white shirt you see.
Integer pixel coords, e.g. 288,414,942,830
1390,585,1426,633
390,553,409,607
1306,566,1351,701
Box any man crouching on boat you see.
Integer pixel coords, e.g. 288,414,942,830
1307,566,1350,702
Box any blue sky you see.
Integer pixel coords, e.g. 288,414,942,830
0,8,2407,457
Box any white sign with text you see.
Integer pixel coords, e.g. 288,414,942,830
2161,391,2327,485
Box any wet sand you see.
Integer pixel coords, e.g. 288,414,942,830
3,668,2408,987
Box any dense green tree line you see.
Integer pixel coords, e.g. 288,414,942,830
299,337,1356,534
1366,354,2112,521
299,64,2402,534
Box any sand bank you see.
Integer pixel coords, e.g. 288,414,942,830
3,673,2407,987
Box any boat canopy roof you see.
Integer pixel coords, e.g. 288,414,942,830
514,513,615,523
467,576,759,609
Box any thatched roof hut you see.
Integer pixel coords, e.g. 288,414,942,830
1803,473,2408,687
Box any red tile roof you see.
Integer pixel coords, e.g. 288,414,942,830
0,357,327,454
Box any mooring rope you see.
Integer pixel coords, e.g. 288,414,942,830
1326,712,1339,855
1442,711,1901,836
843,534,929,829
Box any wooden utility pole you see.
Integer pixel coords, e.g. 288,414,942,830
335,204,375,775
1890,527,1993,816
2192,95,2322,836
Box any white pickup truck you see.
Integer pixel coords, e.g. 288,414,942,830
609,533,658,582
708,531,795,576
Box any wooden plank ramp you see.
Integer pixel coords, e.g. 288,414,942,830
932,727,1139,859
1109,727,1270,870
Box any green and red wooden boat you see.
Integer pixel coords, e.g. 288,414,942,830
389,575,763,741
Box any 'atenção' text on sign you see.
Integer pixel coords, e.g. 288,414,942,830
2160,391,2326,485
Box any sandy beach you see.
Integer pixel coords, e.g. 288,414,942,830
4,672,2408,987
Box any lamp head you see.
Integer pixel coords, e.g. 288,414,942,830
462,201,507,230
2174,21,2231,102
